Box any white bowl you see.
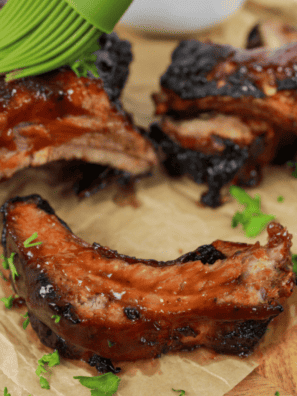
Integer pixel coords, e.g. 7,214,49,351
121,0,246,34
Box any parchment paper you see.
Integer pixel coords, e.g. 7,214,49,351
1,1,297,395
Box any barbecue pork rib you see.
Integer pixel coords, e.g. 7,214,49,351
0,36,157,185
151,37,297,206
1,195,295,370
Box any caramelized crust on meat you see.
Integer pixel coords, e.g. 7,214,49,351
153,40,297,130
0,67,157,180
1,195,295,367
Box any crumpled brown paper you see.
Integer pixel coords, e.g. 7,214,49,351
1,0,297,395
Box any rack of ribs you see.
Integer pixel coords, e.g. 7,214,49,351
1,195,295,372
0,32,157,196
152,33,297,207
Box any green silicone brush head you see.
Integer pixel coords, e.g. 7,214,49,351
0,0,133,81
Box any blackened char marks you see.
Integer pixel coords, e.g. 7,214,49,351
161,40,264,100
215,319,272,356
124,307,141,320
149,123,248,208
94,240,226,267
91,32,133,103
179,244,226,265
89,354,121,374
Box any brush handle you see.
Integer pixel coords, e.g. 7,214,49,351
65,0,133,33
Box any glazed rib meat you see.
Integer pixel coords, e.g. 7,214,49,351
0,35,157,183
151,35,297,206
154,40,297,131
1,195,295,370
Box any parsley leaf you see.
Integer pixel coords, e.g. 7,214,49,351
292,254,297,275
277,196,284,202
0,253,18,281
275,392,280,396
70,42,101,79
172,389,186,396
230,186,275,238
287,161,297,178
35,350,60,390
1,295,14,309
74,372,121,396
22,312,30,329
23,232,42,248
4,387,11,396
51,315,61,323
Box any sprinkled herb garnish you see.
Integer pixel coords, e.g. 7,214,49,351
23,232,42,248
35,350,60,390
22,312,30,329
287,161,297,178
230,186,275,238
4,387,11,396
277,196,284,202
74,372,121,396
292,254,297,276
1,253,18,281
1,295,14,309
51,315,61,323
275,392,280,396
172,389,186,396
108,340,115,348
70,42,100,78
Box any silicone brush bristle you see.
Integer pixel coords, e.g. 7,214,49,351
0,0,102,81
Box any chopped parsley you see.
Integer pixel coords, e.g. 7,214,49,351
23,232,42,248
22,312,30,330
172,390,186,396
287,161,297,178
277,196,284,202
35,350,60,390
1,253,18,281
74,372,121,396
70,42,100,79
275,392,280,396
292,254,297,275
4,387,10,396
230,186,275,238
108,340,115,348
51,315,61,323
1,295,14,309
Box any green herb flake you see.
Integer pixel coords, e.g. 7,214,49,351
107,340,115,348
35,350,60,390
51,315,61,323
287,161,297,178
275,392,280,396
4,387,11,396
277,196,284,202
1,295,14,309
21,311,30,329
0,253,18,281
230,186,275,238
74,372,121,396
292,254,297,276
39,376,50,390
172,389,186,396
70,42,101,79
23,232,42,248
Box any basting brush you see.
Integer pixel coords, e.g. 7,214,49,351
0,0,133,81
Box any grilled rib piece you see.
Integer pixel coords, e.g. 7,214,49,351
1,195,295,369
151,37,297,206
0,32,157,186
153,40,297,130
